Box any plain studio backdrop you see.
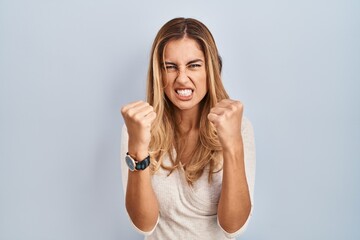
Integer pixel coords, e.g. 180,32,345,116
0,0,359,239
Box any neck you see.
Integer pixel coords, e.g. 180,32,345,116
174,106,201,134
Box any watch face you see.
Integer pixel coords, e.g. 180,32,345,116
125,155,135,171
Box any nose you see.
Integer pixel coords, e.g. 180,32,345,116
175,66,190,83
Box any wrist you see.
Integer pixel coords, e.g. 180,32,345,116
128,139,149,161
126,152,151,171
221,136,243,153
221,137,245,170
128,150,148,161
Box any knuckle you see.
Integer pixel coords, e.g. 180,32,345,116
223,112,230,119
230,101,242,112
133,113,142,122
127,108,135,117
235,101,243,108
229,104,237,112
120,105,129,115
120,107,126,115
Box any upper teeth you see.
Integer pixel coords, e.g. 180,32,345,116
176,89,192,96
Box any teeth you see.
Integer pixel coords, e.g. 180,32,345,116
176,89,192,96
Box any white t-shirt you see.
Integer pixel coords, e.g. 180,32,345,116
120,116,256,240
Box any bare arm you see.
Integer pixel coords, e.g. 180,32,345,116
208,99,252,233
121,101,159,232
126,155,159,231
217,138,251,232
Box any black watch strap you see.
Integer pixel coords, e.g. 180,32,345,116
135,155,151,170
127,152,151,171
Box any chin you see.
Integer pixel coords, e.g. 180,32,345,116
173,101,200,111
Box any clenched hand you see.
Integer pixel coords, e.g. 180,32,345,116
207,99,244,151
121,101,156,159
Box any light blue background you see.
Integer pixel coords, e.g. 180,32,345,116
1,0,359,239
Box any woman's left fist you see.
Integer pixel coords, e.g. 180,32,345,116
207,99,243,150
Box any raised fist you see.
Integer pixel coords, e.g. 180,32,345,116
207,99,244,151
121,101,156,159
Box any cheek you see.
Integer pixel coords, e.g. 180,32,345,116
164,85,171,97
196,73,207,91
162,72,177,87
162,72,172,86
162,77,173,97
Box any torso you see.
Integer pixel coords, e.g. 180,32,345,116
147,156,231,240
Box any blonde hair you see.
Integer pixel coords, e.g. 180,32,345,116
147,17,229,184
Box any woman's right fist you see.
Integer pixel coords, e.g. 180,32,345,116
121,101,156,158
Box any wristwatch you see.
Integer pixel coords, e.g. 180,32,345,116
125,152,151,171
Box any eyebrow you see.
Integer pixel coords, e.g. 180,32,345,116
164,59,204,65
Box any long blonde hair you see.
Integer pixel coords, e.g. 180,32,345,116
147,17,229,184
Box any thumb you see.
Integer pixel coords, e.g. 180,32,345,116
207,112,218,124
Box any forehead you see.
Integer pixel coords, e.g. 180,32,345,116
164,37,204,62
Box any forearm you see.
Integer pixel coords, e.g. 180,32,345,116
218,139,251,233
125,148,159,231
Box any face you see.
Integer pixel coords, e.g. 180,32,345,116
162,37,207,113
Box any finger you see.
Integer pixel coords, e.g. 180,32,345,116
124,102,152,118
207,112,220,124
136,111,156,128
216,99,234,106
144,111,157,124
136,104,155,118
129,101,150,112
130,106,155,124
215,102,233,110
121,100,145,114
217,100,243,113
209,107,226,115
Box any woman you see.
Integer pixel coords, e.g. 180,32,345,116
120,17,256,239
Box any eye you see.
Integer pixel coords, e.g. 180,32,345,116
164,65,178,72
188,63,201,69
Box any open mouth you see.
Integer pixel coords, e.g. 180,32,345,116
175,89,193,97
